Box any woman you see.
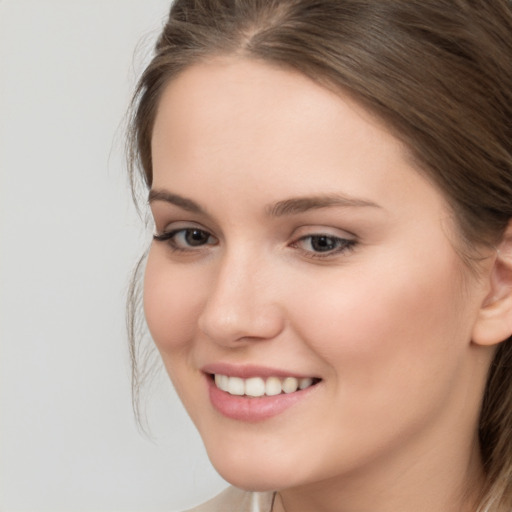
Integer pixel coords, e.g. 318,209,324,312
127,1,512,511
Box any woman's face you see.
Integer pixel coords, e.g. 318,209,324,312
145,58,492,492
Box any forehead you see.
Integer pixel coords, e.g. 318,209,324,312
150,57,448,222
152,57,394,147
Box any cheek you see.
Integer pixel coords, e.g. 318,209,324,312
272,250,476,472
288,250,470,397
143,249,204,354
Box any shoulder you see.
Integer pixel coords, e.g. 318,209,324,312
183,486,275,512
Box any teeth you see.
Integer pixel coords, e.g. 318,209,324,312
245,377,266,397
299,377,313,390
214,374,229,392
282,377,298,393
265,377,282,396
213,374,317,397
229,377,245,396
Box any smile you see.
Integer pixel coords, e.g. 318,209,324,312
213,374,319,397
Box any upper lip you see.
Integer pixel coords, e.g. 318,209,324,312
201,363,317,380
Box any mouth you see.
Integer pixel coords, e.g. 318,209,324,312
204,366,322,421
210,373,321,397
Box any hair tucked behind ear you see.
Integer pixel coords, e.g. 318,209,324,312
127,1,512,508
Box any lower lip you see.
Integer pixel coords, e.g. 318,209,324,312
206,375,318,422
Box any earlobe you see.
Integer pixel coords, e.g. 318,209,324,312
472,224,512,347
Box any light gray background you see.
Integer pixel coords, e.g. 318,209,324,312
0,1,226,510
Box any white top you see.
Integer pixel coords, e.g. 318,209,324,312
184,486,275,512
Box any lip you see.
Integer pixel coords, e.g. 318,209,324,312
201,362,315,379
202,364,320,422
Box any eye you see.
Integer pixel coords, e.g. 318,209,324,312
153,227,218,251
292,234,356,257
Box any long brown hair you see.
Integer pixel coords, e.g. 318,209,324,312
127,1,512,509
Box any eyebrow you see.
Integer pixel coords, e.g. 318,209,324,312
148,189,206,214
148,189,381,217
267,194,381,217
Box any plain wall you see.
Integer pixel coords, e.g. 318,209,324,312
0,1,226,510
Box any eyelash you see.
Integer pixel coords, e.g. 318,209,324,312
153,228,357,259
153,228,218,253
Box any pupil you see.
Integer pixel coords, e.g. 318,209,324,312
186,229,208,246
312,236,336,252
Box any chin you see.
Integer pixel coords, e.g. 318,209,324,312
206,446,297,492
214,465,284,492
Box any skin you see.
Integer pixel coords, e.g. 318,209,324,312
144,57,500,512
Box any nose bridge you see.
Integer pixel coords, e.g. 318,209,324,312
198,244,284,344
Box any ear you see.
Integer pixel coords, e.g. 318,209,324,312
472,223,512,347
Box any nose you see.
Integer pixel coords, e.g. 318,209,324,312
197,251,285,346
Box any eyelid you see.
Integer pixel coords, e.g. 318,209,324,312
153,219,207,234
291,224,357,240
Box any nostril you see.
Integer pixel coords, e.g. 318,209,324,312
198,302,285,346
